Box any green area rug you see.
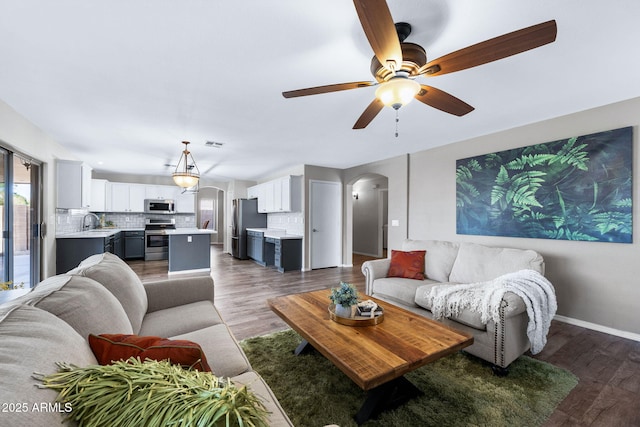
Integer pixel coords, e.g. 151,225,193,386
241,329,578,427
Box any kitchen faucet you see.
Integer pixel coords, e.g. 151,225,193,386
82,213,100,230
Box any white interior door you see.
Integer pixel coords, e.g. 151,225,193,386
310,180,342,269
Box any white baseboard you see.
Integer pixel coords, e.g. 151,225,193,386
554,314,640,342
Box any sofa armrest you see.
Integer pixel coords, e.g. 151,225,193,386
501,291,527,318
144,276,215,313
361,259,391,295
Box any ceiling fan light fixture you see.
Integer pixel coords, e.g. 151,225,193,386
375,74,420,110
172,141,200,188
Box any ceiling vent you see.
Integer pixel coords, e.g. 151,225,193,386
205,141,224,148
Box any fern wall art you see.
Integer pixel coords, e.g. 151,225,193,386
456,126,633,243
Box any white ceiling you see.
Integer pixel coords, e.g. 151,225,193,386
1,0,640,182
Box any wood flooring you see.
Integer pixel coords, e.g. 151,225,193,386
126,245,640,427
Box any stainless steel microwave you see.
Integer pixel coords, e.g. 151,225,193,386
144,199,175,214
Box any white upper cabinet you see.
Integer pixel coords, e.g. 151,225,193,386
90,179,108,211
145,185,177,200
56,160,92,209
108,183,146,212
250,175,302,213
175,190,195,213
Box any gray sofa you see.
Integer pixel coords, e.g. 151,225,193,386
0,252,293,426
362,239,546,373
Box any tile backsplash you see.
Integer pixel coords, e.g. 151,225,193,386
55,210,196,235
267,211,304,236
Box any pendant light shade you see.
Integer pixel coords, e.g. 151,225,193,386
172,141,200,188
375,73,421,110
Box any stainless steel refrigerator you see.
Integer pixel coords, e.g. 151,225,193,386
231,198,267,259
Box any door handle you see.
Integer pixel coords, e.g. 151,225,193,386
312,229,318,232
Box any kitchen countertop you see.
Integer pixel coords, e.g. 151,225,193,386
165,228,217,235
246,228,302,240
56,227,217,239
56,229,124,239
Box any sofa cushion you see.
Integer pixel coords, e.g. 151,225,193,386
88,334,211,372
171,324,252,378
402,239,460,282
414,283,487,330
0,304,98,427
17,274,133,337
68,252,148,333
139,300,223,337
371,277,438,307
449,242,544,283
387,250,426,280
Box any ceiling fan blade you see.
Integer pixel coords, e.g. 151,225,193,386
353,0,402,72
353,98,384,129
282,81,374,98
415,85,474,116
419,20,557,77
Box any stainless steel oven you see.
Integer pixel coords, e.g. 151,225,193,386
144,218,175,261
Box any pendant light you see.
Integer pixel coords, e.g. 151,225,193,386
172,141,200,188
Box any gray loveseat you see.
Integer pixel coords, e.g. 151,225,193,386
362,239,546,373
0,252,293,426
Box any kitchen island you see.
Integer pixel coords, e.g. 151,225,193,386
165,228,217,274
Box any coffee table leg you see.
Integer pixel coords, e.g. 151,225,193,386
354,376,422,425
294,339,311,355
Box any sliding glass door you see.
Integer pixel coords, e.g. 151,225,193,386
0,148,42,289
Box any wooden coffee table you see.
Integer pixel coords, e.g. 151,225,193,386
268,289,474,424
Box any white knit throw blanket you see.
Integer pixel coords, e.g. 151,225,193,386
427,269,557,354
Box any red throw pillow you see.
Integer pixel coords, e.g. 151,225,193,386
88,334,212,372
387,250,426,280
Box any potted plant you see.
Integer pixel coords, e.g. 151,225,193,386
329,282,359,318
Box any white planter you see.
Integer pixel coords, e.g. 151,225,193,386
334,304,353,318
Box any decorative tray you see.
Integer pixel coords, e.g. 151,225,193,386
328,304,384,326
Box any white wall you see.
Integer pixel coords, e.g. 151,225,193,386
409,97,640,337
0,99,79,278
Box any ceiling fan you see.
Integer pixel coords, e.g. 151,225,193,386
282,0,557,129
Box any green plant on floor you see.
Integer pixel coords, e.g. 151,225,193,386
329,282,359,307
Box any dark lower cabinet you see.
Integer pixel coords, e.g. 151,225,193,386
56,238,105,274
273,238,302,273
246,230,265,264
123,231,145,259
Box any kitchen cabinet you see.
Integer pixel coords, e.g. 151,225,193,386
90,179,108,211
250,176,302,213
123,230,145,259
56,160,92,209
246,230,265,264
56,232,121,274
175,190,195,213
247,185,261,200
145,185,176,200
273,237,302,273
109,183,146,212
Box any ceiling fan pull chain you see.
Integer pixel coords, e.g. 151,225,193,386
395,109,400,137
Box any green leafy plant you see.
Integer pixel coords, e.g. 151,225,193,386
0,281,24,291
329,282,359,307
34,358,270,427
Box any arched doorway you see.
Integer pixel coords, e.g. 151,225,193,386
196,186,225,246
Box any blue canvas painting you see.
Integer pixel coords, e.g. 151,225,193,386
456,127,633,243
